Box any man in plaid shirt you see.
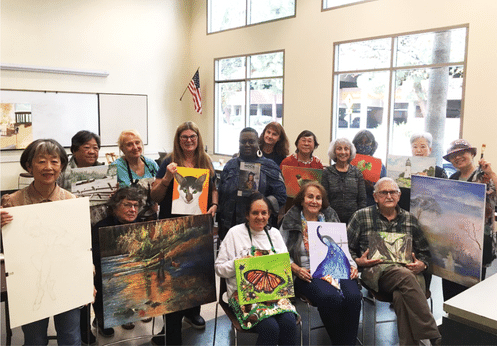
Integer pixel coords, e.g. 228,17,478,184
347,177,441,345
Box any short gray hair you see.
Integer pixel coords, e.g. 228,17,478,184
410,132,433,148
373,177,400,194
107,186,145,212
328,138,356,163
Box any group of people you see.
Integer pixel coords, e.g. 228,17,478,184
1,119,496,346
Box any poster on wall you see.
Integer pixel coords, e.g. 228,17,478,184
350,153,382,183
235,253,294,305
1,103,33,150
2,198,94,328
281,166,323,198
411,175,486,287
171,167,210,215
97,214,216,328
387,155,436,188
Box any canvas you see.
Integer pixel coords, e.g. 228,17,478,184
171,167,209,215
350,153,382,183
2,198,94,328
235,253,294,305
97,214,216,328
411,175,486,287
65,165,118,205
238,162,261,197
387,155,436,188
368,232,413,264
281,166,323,198
308,221,351,290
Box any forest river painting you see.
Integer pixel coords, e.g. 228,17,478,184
97,214,216,328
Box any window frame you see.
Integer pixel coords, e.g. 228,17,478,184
322,0,377,11
213,49,285,156
207,0,297,34
331,24,469,161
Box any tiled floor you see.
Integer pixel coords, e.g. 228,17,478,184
3,266,496,345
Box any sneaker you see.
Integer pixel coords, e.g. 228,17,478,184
183,314,205,330
141,317,153,323
121,322,135,330
150,328,165,346
91,319,115,337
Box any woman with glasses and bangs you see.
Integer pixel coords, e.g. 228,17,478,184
150,121,218,345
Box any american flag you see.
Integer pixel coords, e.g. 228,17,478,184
188,70,202,114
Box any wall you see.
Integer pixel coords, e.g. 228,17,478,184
1,0,195,190
190,0,497,167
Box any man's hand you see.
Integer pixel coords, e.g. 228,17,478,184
406,253,426,274
354,249,383,267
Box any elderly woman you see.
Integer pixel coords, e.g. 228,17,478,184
258,122,290,166
111,130,159,187
280,130,323,169
218,127,287,240
215,193,299,345
1,139,81,346
398,132,448,211
322,138,366,224
69,130,104,168
280,182,361,345
442,139,497,301
150,122,218,342
352,130,387,206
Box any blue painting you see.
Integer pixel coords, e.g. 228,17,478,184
97,214,216,328
411,176,486,287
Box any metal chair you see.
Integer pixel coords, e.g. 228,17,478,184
216,277,303,346
361,281,433,345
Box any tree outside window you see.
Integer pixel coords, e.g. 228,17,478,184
208,0,295,33
215,51,284,155
332,26,467,166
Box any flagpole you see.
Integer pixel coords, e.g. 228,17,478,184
180,67,200,101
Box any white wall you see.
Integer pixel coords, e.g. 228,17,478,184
190,0,497,167
1,0,196,190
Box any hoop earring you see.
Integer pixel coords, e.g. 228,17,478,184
257,149,263,158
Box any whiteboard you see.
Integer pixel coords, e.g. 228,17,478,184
1,90,99,147
98,94,148,146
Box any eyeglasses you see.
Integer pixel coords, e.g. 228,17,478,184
180,134,198,141
122,202,139,210
376,190,400,197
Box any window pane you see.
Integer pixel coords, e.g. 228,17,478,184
395,27,467,67
216,56,246,81
389,66,463,156
249,52,284,78
334,71,390,161
215,82,246,155
248,78,283,135
208,0,246,33
249,0,295,25
336,38,391,72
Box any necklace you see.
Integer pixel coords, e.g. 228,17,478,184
31,182,57,201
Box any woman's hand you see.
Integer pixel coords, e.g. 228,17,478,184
207,204,218,217
163,162,178,185
1,208,13,227
350,266,358,280
292,263,312,283
406,253,427,275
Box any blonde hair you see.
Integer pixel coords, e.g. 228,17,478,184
118,130,143,154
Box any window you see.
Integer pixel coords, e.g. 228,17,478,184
208,0,296,33
332,26,467,163
323,0,376,10
215,51,284,155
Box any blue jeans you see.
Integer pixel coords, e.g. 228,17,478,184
294,278,361,346
22,308,81,346
253,312,297,346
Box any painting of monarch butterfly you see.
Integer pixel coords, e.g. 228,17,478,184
244,270,285,294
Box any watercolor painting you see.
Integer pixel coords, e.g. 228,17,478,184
1,103,33,150
308,221,351,290
235,253,294,305
411,175,486,287
171,167,209,215
281,166,323,198
64,165,118,205
2,198,94,328
350,153,382,183
97,214,216,328
387,155,436,188
368,232,412,264
238,162,261,197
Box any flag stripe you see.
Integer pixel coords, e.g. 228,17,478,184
188,70,202,114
